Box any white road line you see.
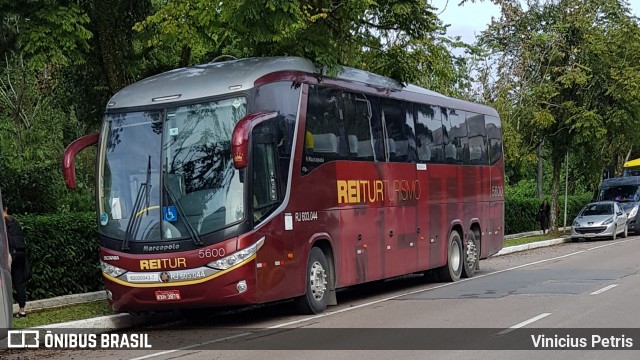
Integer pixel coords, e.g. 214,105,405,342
590,284,619,295
586,239,629,251
497,313,552,335
129,244,624,359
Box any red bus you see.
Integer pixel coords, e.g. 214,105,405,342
63,57,504,314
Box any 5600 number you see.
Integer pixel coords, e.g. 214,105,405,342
198,248,226,259
491,185,504,197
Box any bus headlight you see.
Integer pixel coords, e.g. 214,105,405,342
208,237,265,270
100,260,127,278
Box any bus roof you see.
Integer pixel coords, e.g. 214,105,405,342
624,158,640,168
106,56,497,115
601,176,640,187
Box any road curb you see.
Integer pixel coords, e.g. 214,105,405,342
14,291,107,314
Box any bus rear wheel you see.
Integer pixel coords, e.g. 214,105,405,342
462,231,479,278
296,247,329,314
437,230,463,282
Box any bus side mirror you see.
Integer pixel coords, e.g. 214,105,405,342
63,133,99,189
231,111,279,170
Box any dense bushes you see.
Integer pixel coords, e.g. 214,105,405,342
16,212,101,301
505,194,593,234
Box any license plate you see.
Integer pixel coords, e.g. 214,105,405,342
155,290,181,301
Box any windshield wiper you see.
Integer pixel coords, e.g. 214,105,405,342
163,173,204,246
122,156,152,251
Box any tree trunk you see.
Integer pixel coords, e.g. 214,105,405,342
537,141,543,198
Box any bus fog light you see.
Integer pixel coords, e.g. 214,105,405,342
237,280,247,293
105,289,113,300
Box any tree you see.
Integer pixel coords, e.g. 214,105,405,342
477,0,640,230
134,0,466,91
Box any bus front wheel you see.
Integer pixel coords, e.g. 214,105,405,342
437,230,463,282
296,247,329,314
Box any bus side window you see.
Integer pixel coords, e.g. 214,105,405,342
415,104,444,163
301,86,347,175
485,115,503,164
343,92,384,162
445,109,467,164
381,99,415,163
466,112,487,165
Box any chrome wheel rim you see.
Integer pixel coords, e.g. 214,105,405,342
465,238,477,269
309,261,327,301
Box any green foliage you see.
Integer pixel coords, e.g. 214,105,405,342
477,0,640,229
17,212,101,301
134,0,466,89
505,194,592,234
0,0,92,69
0,57,95,214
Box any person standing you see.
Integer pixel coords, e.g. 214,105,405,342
538,199,551,234
3,206,30,317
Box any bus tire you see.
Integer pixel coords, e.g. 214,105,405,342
462,231,479,278
296,247,329,314
436,230,463,282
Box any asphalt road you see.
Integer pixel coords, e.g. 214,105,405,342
6,236,640,360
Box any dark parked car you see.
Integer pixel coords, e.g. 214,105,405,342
598,176,640,234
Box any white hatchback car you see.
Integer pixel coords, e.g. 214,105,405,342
571,201,628,240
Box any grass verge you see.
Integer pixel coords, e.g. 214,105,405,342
504,232,568,247
12,300,114,329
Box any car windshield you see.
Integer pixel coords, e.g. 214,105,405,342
581,203,613,216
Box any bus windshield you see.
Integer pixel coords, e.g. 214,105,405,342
600,185,639,203
98,97,247,242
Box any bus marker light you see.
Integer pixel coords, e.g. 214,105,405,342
287,253,294,259
152,94,181,102
237,280,247,293
275,261,284,266
410,242,414,247
356,250,362,254
387,245,391,250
